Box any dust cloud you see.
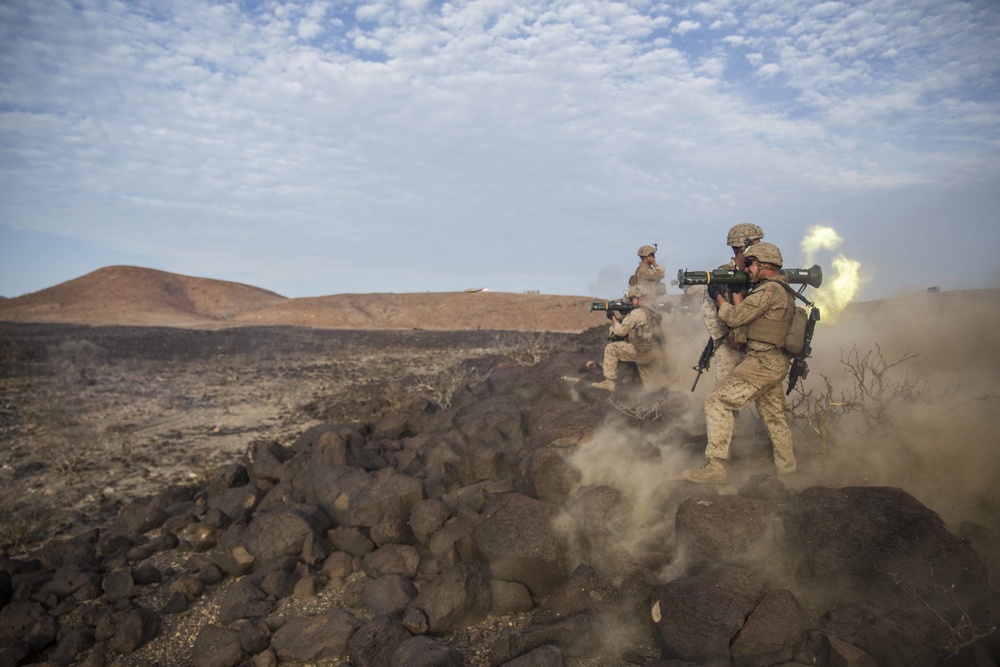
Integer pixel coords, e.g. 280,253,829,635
565,287,1000,587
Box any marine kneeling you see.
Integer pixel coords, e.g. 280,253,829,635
592,284,667,392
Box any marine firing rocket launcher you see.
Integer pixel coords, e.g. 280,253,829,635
677,264,824,289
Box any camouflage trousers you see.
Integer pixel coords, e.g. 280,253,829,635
713,342,744,382
603,341,667,390
704,350,795,474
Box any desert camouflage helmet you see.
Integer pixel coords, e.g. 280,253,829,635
637,245,657,257
745,241,783,268
726,223,764,248
627,285,645,299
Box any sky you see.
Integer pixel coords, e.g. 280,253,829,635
1,0,999,301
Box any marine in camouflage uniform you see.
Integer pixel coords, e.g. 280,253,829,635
684,242,796,484
701,224,765,381
630,245,666,297
592,284,667,391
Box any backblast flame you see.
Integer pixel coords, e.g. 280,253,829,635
802,225,843,266
800,225,863,320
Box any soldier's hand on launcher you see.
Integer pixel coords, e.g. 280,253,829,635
706,284,727,301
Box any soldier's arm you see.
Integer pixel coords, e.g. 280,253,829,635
612,309,643,337
718,284,776,328
701,292,729,339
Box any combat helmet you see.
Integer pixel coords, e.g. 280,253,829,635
727,223,764,248
745,242,783,268
637,245,657,258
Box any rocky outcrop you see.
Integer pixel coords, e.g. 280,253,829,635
1,328,998,666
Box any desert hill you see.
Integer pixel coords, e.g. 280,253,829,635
0,266,619,332
0,266,287,327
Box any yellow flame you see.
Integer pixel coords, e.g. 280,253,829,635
798,224,864,320
814,255,863,319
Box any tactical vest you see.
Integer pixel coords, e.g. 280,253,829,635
739,280,794,347
629,306,663,354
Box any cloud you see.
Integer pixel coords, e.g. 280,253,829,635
675,19,702,35
0,0,998,299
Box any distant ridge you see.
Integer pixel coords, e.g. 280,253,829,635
0,266,287,327
0,266,603,332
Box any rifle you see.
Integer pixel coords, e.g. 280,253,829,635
690,336,716,391
787,305,821,395
678,265,823,289
589,300,635,321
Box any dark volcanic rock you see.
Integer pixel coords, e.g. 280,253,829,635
730,589,806,667
192,624,243,667
216,580,273,626
349,468,425,528
362,544,421,579
473,493,576,596
347,615,412,667
244,438,293,485
489,579,533,614
391,635,465,667
240,507,322,565
108,606,161,655
854,607,952,667
50,623,96,666
363,574,419,619
498,644,564,667
649,565,765,663
271,608,362,663
411,561,491,634
782,486,990,610
410,499,453,546
674,493,774,565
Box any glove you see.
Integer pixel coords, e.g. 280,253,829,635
707,284,727,300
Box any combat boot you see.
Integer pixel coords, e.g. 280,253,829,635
591,379,616,391
681,459,728,484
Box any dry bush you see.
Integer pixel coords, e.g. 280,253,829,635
788,344,997,452
413,364,486,409
493,331,562,366
609,390,669,426
0,489,47,552
886,566,998,654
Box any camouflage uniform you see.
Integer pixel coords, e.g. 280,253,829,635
704,274,796,474
602,306,667,389
630,245,666,297
701,259,745,381
632,262,666,296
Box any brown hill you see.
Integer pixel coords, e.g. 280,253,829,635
230,292,600,332
0,266,287,327
0,266,618,332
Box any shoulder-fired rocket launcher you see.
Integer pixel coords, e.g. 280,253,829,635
677,264,823,289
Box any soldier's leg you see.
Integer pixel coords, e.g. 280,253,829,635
602,343,622,380
755,381,796,474
705,374,763,462
713,345,743,383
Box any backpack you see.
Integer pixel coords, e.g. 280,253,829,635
777,282,816,356
784,304,809,355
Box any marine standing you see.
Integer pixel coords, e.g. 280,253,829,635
682,242,796,483
702,224,765,382
631,245,666,297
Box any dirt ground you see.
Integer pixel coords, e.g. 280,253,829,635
0,323,555,552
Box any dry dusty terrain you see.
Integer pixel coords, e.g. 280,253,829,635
0,324,563,552
2,268,1000,666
